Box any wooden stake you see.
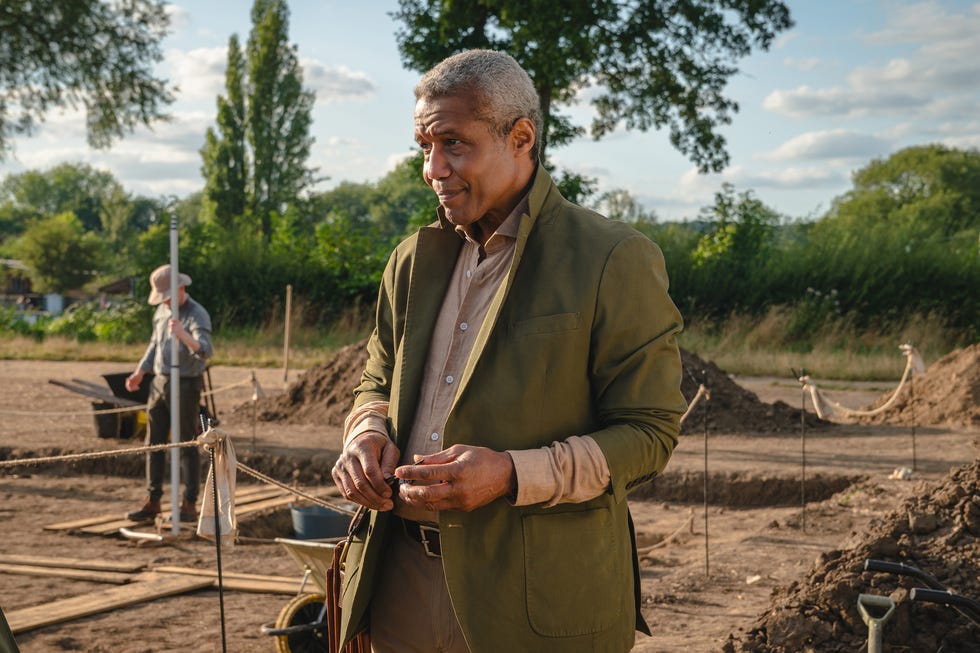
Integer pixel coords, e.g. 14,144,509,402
283,284,293,384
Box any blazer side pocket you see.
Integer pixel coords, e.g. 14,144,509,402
522,507,622,636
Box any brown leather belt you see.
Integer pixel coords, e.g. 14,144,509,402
400,518,441,558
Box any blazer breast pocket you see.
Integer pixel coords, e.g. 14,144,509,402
510,312,581,337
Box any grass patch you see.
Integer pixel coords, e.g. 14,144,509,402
1,306,969,381
680,308,966,380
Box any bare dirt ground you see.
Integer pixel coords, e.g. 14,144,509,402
1,360,977,652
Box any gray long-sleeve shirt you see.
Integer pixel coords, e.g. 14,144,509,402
137,296,213,378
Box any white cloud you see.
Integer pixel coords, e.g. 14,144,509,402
783,56,821,71
765,3,980,120
679,163,846,194
761,129,889,161
762,85,928,117
166,4,192,31
384,150,417,172
862,2,980,46
302,60,375,103
167,47,228,103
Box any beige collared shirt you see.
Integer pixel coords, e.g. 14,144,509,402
345,196,611,523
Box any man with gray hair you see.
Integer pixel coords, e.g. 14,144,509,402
333,49,685,652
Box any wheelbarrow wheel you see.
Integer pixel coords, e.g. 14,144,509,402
274,593,329,653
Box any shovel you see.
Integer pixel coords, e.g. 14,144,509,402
857,593,895,653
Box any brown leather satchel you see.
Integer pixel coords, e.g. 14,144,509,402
327,506,370,653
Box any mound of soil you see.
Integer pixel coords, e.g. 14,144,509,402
242,338,369,426
680,350,827,434
723,457,980,652
857,343,980,428
241,343,829,435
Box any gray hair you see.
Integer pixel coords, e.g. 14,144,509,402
415,49,542,162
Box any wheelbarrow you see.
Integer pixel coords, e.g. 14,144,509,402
49,373,151,439
260,537,342,652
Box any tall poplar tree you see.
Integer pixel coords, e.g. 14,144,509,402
201,35,248,229
200,0,315,239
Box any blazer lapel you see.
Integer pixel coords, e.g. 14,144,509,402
451,169,556,411
395,222,462,440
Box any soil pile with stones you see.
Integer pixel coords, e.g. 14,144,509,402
241,343,829,435
723,457,980,652
857,343,980,428
680,349,828,434
242,338,369,426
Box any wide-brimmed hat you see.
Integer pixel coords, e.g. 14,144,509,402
147,264,192,305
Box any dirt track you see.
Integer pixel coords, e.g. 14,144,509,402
1,360,977,652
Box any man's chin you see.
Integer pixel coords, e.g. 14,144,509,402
442,208,473,227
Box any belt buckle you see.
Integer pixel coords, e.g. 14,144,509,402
418,524,441,558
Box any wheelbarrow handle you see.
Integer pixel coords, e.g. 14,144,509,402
910,588,980,627
864,559,947,590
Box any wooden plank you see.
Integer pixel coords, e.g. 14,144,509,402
0,563,133,585
43,486,284,532
0,555,144,574
154,566,307,594
5,573,212,634
233,494,299,518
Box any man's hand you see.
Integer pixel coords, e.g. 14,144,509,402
125,369,145,393
332,431,401,511
396,445,516,513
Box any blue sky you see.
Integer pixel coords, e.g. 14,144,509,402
2,0,979,221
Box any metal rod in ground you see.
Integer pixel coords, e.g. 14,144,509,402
168,212,181,539
800,372,807,533
910,372,917,472
702,369,710,578
207,426,228,653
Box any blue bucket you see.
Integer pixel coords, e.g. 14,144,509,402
289,503,353,540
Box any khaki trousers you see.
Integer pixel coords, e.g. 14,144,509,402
369,522,470,653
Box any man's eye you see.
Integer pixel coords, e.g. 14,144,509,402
446,139,461,146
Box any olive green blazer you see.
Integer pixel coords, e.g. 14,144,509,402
339,167,686,653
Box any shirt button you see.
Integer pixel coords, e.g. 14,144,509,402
430,432,440,441
466,269,473,279
445,375,454,384
459,322,468,331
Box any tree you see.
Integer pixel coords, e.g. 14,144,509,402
823,144,980,237
693,183,779,268
688,183,782,315
201,0,316,239
0,162,125,231
592,188,657,222
391,0,792,171
16,212,102,292
201,36,249,230
0,0,174,157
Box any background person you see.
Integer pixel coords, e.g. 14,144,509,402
126,264,213,523
331,49,686,653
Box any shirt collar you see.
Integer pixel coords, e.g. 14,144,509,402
454,193,528,252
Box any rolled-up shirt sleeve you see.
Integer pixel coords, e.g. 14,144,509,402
343,400,390,445
507,435,611,507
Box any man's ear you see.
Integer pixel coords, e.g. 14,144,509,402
510,117,536,158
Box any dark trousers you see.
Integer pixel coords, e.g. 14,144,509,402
145,374,203,504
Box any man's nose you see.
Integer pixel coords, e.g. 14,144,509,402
425,146,450,180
